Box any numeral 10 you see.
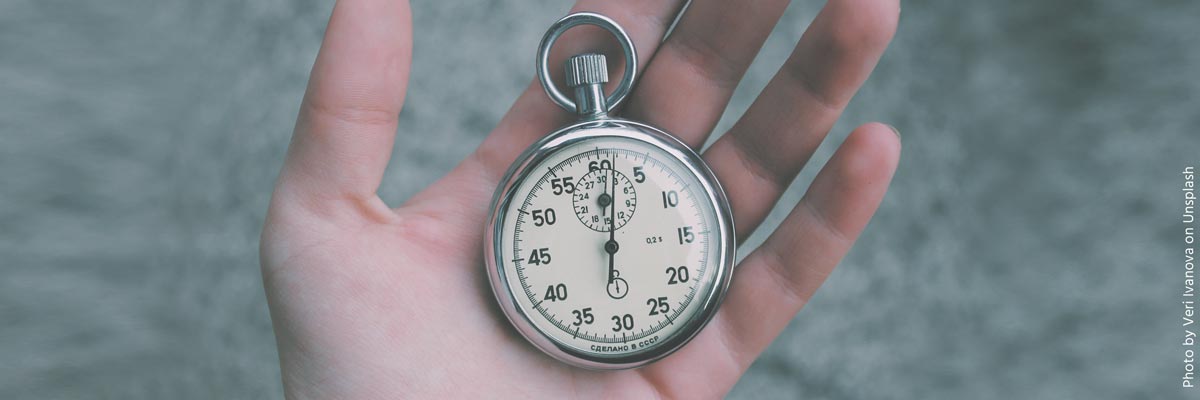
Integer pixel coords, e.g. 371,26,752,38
661,190,678,208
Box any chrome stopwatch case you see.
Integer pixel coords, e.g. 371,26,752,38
485,13,735,370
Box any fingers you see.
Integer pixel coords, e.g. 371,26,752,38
703,0,900,240
623,0,791,149
276,0,412,208
718,123,900,370
470,0,686,179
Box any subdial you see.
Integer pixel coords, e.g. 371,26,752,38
572,168,637,232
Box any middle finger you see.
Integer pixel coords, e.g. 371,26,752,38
622,0,792,149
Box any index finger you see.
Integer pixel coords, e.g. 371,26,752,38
274,0,412,212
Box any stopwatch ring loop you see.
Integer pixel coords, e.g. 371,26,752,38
537,12,637,113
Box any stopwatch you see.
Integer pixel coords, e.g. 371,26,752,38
485,12,735,370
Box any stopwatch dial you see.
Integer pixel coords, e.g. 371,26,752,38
497,132,727,363
571,167,637,232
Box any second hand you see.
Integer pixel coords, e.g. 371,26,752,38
607,160,617,283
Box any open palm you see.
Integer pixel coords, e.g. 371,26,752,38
260,0,900,398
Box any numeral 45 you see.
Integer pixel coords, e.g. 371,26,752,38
527,248,551,265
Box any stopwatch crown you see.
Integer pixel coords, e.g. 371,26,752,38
564,54,609,88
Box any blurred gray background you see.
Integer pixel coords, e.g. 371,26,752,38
4,0,1198,398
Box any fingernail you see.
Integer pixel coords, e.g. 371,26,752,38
887,124,901,140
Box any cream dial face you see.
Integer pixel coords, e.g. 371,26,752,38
498,132,723,360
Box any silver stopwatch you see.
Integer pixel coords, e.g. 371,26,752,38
486,12,735,370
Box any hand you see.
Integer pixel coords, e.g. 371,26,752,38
260,0,901,398
607,162,617,284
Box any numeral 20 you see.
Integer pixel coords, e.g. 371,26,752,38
666,266,690,285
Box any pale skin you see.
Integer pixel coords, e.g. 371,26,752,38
260,0,902,398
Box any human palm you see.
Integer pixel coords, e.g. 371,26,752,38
261,0,901,398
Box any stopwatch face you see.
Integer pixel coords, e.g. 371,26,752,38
487,121,734,369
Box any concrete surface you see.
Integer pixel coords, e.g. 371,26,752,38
3,0,1198,398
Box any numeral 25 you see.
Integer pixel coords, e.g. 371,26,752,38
646,296,670,316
